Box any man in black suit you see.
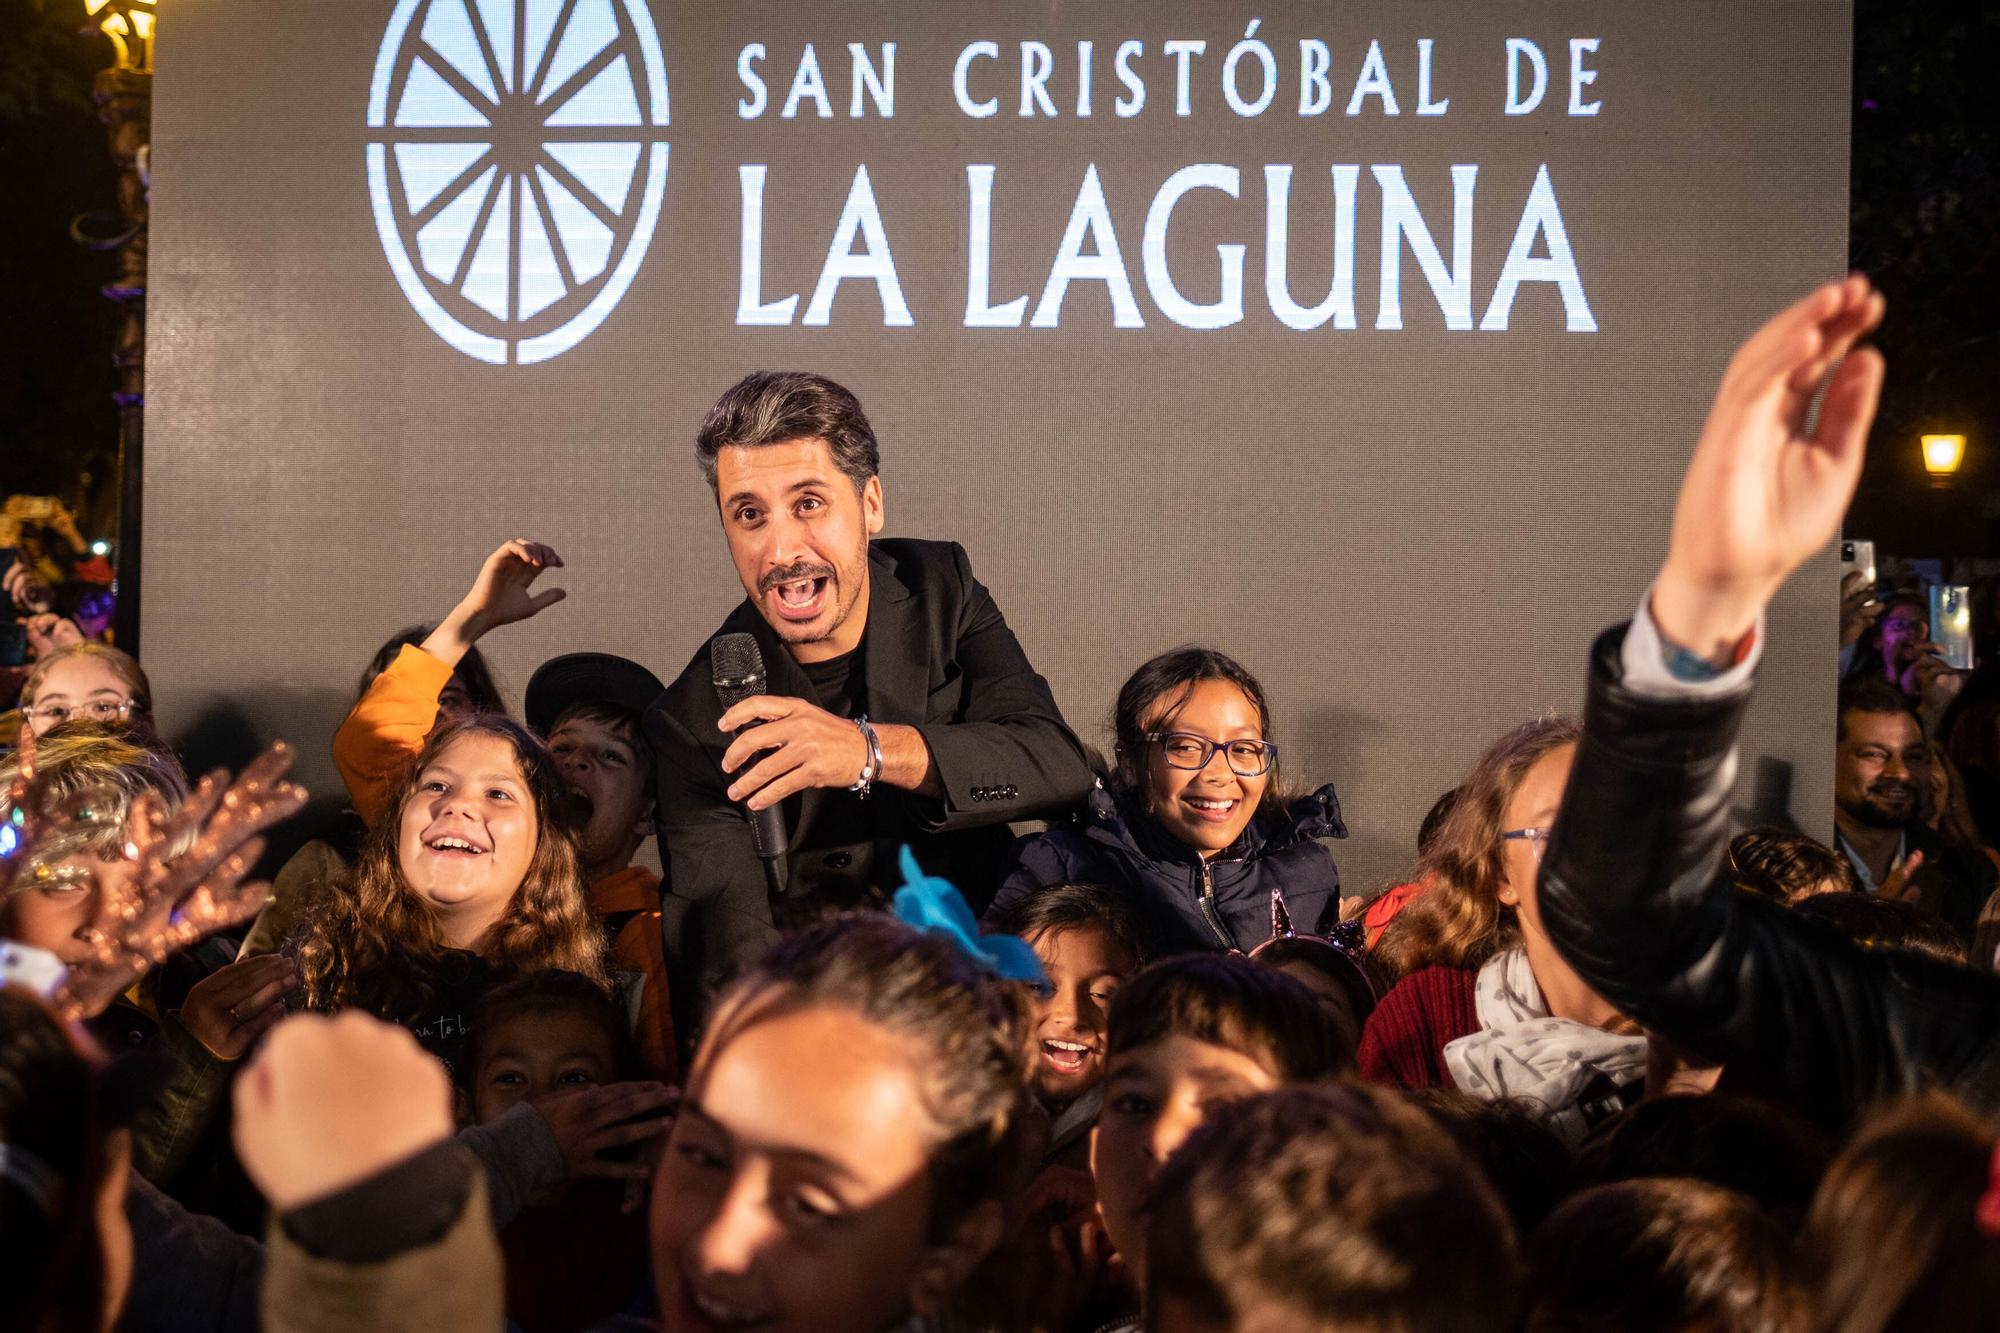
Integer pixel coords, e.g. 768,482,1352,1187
646,371,1094,1007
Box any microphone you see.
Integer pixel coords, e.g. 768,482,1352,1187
711,633,789,863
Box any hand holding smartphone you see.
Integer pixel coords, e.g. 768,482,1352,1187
1931,585,1974,671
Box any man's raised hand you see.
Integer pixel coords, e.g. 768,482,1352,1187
1653,275,1886,664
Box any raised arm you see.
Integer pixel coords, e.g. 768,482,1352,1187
1538,278,2000,1121
332,539,565,823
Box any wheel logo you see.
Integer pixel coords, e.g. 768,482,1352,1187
365,0,670,365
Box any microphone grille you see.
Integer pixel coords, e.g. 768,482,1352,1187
711,632,765,690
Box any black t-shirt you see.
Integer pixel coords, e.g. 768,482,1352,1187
782,644,893,921
800,645,866,720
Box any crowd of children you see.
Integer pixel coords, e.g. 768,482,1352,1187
6,277,2000,1331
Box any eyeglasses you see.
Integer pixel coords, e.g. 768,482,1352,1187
1146,732,1278,777
25,698,140,728
1881,617,1928,635
1500,827,1552,862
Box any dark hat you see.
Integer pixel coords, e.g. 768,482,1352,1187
524,653,666,738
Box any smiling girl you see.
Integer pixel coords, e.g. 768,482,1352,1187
293,715,606,1070
1360,717,1645,1146
16,642,153,739
993,647,1347,956
652,913,1023,1333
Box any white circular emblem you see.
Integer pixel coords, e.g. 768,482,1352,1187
365,0,670,364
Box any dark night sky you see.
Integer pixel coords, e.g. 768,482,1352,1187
2,3,1997,556
0,2,121,531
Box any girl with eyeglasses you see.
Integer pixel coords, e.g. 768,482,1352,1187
15,642,152,738
1359,716,1645,1146
990,647,1347,957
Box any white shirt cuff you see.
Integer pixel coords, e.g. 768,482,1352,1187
1621,587,1763,700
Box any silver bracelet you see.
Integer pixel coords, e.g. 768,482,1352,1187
849,715,883,798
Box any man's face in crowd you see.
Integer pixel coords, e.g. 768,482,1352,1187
1836,708,1928,830
714,438,883,662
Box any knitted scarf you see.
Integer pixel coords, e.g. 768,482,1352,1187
1442,947,1647,1146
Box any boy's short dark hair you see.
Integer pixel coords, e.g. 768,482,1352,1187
694,371,880,494
1523,1179,1807,1332
549,699,645,751
1791,892,1969,966
1106,953,1341,1082
986,882,1147,969
1571,1094,1834,1231
1728,826,1858,901
461,970,638,1088
1148,1083,1520,1330
1405,1090,1572,1236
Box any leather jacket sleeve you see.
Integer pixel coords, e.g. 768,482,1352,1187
1539,624,2000,1126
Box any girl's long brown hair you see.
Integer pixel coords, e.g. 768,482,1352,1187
1373,714,1581,979
295,715,606,1021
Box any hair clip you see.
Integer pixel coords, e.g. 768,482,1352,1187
1265,888,1368,962
1270,887,1297,940
891,846,1046,987
1977,1141,2000,1238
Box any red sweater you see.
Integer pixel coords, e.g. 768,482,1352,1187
1357,965,1481,1090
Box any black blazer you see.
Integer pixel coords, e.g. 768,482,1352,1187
646,537,1094,1008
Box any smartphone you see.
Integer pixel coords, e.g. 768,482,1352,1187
0,621,26,668
1840,539,1877,589
1931,585,1974,670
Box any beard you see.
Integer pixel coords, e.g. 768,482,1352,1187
1841,780,1917,829
758,538,868,644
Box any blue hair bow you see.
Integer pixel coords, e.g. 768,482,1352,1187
891,846,1046,988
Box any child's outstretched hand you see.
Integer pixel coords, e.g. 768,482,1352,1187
52,741,307,1021
424,539,568,666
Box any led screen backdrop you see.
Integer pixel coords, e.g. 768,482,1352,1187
147,0,1852,884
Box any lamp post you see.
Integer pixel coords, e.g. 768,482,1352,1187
73,0,156,651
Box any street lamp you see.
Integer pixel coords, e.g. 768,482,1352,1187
1922,433,1967,477
74,0,160,648
85,0,157,73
